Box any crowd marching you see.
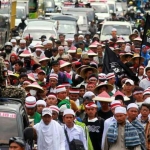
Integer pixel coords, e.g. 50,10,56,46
4,26,150,150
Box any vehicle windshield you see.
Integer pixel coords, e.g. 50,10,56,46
102,25,131,35
0,112,18,144
16,8,25,19
23,30,56,40
28,21,54,27
77,15,87,25
91,4,108,13
0,7,9,14
108,4,114,12
57,22,76,34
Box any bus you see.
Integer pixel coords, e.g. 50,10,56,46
29,0,38,19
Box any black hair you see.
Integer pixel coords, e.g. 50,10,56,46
15,60,23,67
141,103,150,110
19,73,27,79
146,67,150,72
115,95,125,104
59,34,65,37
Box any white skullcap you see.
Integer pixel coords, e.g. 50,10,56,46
115,106,127,114
47,94,57,99
78,35,84,38
25,96,36,108
49,73,58,80
127,103,138,110
11,39,16,43
83,91,95,98
110,100,122,110
56,85,66,93
49,105,60,114
47,40,52,44
20,39,26,44
112,28,117,32
29,43,35,49
125,79,134,85
85,102,97,108
42,108,52,116
16,36,21,40
58,46,64,50
36,100,46,107
63,109,75,116
106,72,115,79
144,97,150,104
43,40,47,46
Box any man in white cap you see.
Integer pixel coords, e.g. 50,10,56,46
103,106,141,150
101,100,122,149
55,46,65,59
36,100,46,114
46,93,57,107
110,28,118,43
56,85,78,112
11,38,18,52
25,96,41,125
44,40,53,58
63,109,87,150
48,73,58,93
33,108,65,150
124,79,135,105
127,103,146,150
84,102,104,150
49,105,60,121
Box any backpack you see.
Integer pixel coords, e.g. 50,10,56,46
64,128,85,150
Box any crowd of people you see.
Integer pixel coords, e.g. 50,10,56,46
4,27,150,150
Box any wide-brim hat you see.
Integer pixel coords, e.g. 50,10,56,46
39,56,50,62
19,50,32,58
80,67,98,79
130,54,144,63
121,53,133,60
59,60,71,68
76,65,89,75
129,33,138,41
93,91,112,102
133,37,142,42
8,70,18,78
28,73,36,82
88,50,98,56
94,82,113,95
25,82,44,92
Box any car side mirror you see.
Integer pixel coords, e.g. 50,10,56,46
24,127,34,148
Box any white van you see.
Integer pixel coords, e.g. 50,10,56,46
100,21,132,41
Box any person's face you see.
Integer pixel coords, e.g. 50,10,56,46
63,114,75,126
46,97,57,106
69,93,79,101
98,67,103,73
57,91,67,100
139,68,144,75
59,35,65,41
20,43,26,48
14,63,21,71
121,43,126,50
142,47,147,53
19,76,27,83
49,78,57,87
86,70,93,78
52,51,58,56
146,70,150,78
89,79,97,85
40,60,48,66
133,93,143,101
10,56,16,63
22,83,30,89
9,142,24,150
86,84,95,92
108,77,116,85
37,105,45,114
12,42,16,47
52,110,58,120
42,114,52,125
111,31,117,37
82,58,90,65
78,37,84,41
97,46,103,54
98,86,107,94
134,58,140,64
36,51,42,57
100,102,109,109
26,107,35,116
85,107,97,118
79,43,84,49
64,65,71,73
125,83,134,92
52,65,60,72
58,49,64,55
79,88,85,97
143,94,150,100
67,41,72,47
127,108,138,120
74,35,78,41
140,106,150,118
141,20,145,27
38,73,45,81
115,113,126,124
47,43,53,49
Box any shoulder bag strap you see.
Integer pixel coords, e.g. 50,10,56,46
64,127,71,150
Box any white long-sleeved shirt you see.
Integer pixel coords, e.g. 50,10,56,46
139,78,150,89
101,116,116,149
64,124,88,150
